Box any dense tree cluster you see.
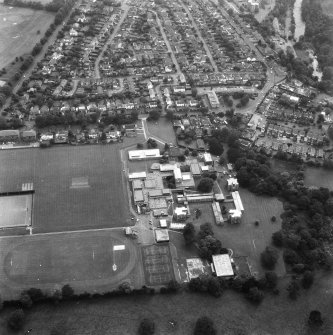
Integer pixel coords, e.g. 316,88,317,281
299,0,333,94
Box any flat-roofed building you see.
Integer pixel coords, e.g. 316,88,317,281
159,219,168,228
203,152,213,165
227,178,239,191
155,229,170,242
128,149,161,160
134,190,144,203
129,172,147,180
132,179,143,189
212,254,234,277
174,167,182,183
207,91,220,108
174,207,189,221
190,163,201,176
228,209,242,224
232,191,244,212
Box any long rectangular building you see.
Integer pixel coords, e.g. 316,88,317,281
128,149,161,160
231,191,244,212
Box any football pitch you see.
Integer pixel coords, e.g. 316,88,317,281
0,146,130,233
0,229,143,300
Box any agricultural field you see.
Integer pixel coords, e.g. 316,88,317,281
0,145,131,233
0,229,143,300
1,273,332,335
0,5,54,70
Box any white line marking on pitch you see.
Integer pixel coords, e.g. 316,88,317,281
10,259,12,266
92,251,95,260
252,239,256,250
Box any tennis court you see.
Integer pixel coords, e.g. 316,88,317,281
142,244,175,286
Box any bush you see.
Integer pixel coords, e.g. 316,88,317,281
138,318,155,335
302,271,314,289
308,310,323,327
246,287,264,303
61,284,74,300
7,309,25,331
20,292,33,308
260,246,279,270
194,316,216,335
287,280,300,300
265,271,278,289
271,216,276,222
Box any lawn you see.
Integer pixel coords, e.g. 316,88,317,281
321,0,333,17
1,273,332,334
304,167,333,190
0,229,143,300
213,188,285,277
0,5,54,70
0,145,131,233
146,117,176,144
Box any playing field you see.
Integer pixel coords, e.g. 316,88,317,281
141,244,175,286
0,229,143,300
0,146,131,233
215,188,285,277
0,5,54,70
0,194,32,228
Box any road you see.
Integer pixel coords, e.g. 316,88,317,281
179,0,218,72
94,4,130,79
151,10,182,75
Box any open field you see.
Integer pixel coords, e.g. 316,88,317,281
0,146,130,233
0,229,143,300
304,167,333,190
1,272,332,335
0,194,32,228
0,5,54,70
146,117,176,144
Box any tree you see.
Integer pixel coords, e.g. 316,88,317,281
197,177,214,193
272,230,284,247
207,277,222,297
7,309,25,331
207,138,224,155
198,235,223,261
308,310,323,327
302,271,314,289
183,223,196,245
61,284,74,299
148,110,160,121
246,287,264,303
240,95,250,106
194,316,216,335
20,292,33,308
265,271,278,289
138,318,155,335
261,246,279,270
287,280,300,300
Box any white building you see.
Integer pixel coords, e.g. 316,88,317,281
227,178,239,191
203,152,213,165
174,207,189,221
128,149,161,160
212,254,234,277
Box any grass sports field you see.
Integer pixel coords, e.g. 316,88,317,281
0,5,54,70
0,194,32,228
0,229,143,300
0,145,131,232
